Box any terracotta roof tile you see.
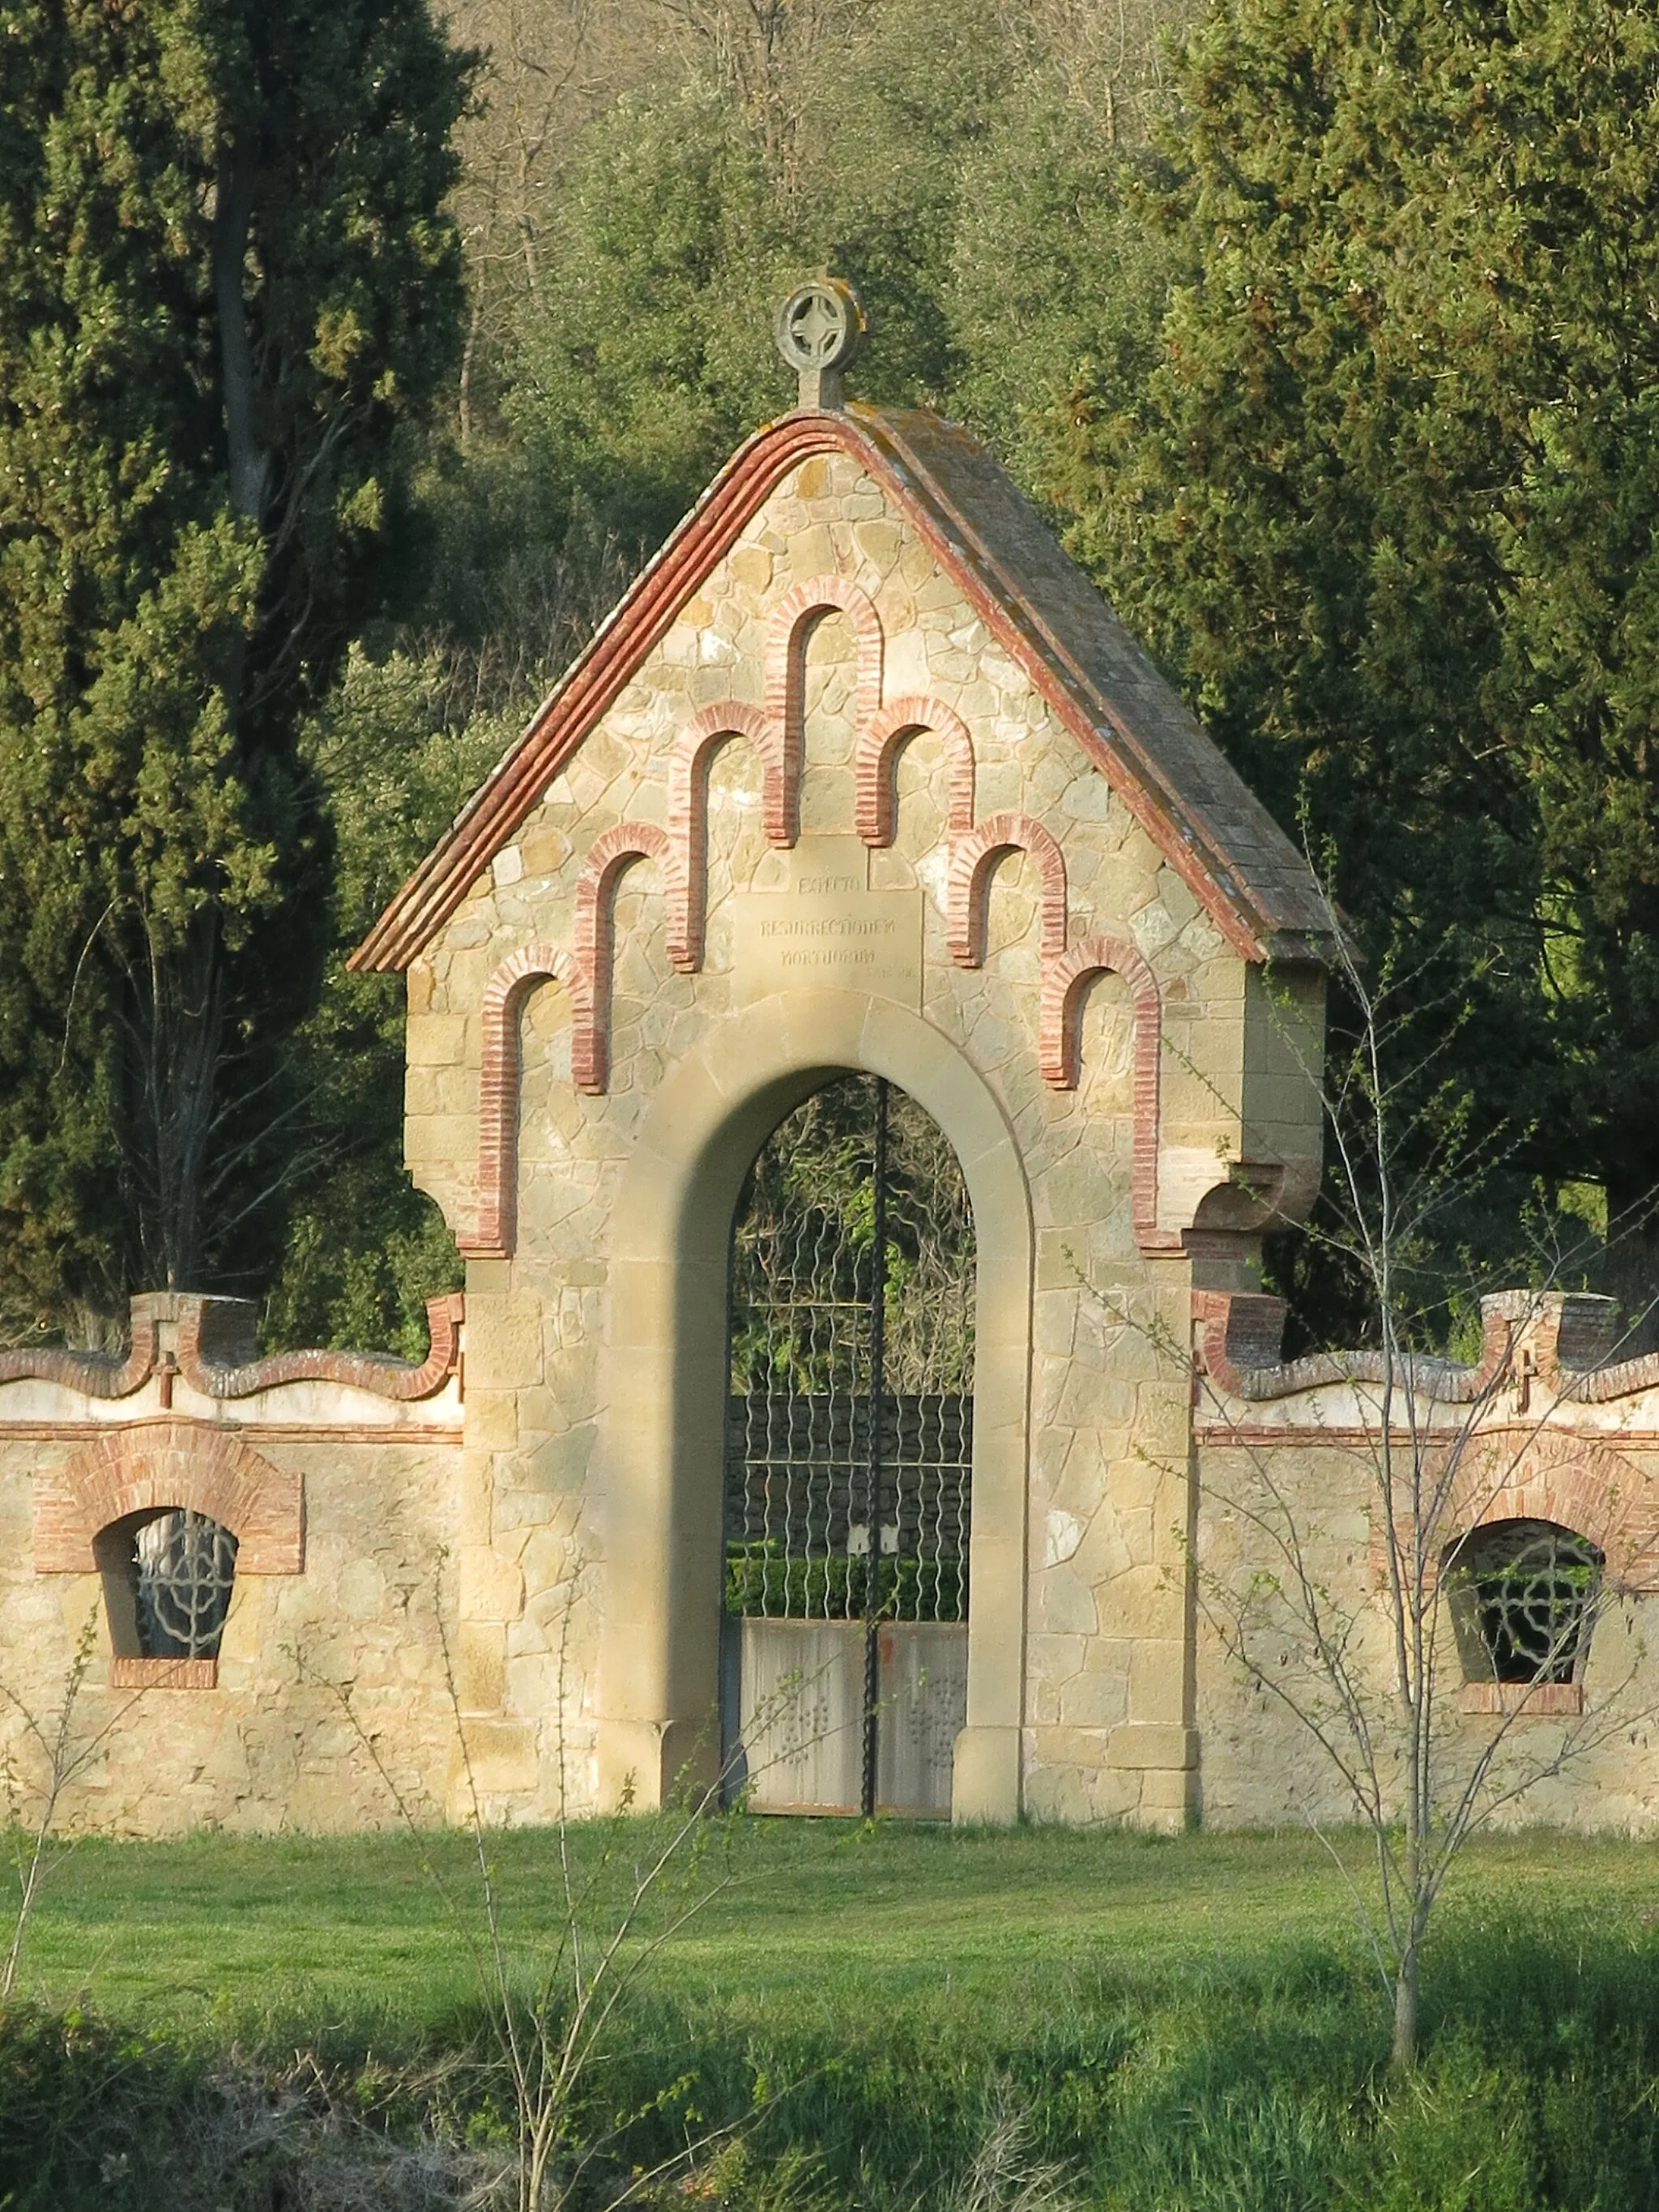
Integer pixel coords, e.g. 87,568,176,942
857,408,1330,953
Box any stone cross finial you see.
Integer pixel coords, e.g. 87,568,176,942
774,277,867,411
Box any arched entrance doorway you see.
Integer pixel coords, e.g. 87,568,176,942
724,1073,975,1816
598,988,1030,1825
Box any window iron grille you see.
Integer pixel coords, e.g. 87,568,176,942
1447,1519,1602,1686
134,1509,238,1660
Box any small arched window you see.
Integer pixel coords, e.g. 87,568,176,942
1446,1519,1602,1697
97,1507,238,1686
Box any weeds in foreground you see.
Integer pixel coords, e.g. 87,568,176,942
0,2004,501,2210
945,2092,1079,2212
1,1610,156,2010
9,1901,1659,2210
299,1558,841,2212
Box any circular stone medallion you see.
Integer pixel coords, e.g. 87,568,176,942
774,279,866,375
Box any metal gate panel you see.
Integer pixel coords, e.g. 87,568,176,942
724,1074,975,1815
875,1622,967,1818
736,1619,967,1818
737,1619,864,1813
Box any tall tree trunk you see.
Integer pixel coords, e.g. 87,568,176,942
123,113,270,1294
213,126,269,526
129,910,226,1290
1391,1941,1419,2072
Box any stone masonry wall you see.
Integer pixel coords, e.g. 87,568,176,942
0,1295,464,1838
1193,1290,1659,1834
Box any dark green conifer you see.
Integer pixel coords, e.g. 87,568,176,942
0,0,470,1335
1044,0,1659,1308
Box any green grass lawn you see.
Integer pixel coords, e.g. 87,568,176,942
14,1818,1659,2036
13,1822,1659,2210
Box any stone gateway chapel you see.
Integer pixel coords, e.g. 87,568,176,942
9,285,1659,1837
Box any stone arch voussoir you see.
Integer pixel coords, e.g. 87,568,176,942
598,990,1032,1822
34,1421,304,1575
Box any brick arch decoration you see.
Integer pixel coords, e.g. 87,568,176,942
33,1421,304,1575
466,942,594,1259
574,826,681,1076
766,577,885,812
670,700,793,953
1436,1429,1659,1592
1038,933,1170,1252
947,812,1068,967
854,695,975,846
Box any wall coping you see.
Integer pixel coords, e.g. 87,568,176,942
1194,1288,1659,1409
0,1292,463,1409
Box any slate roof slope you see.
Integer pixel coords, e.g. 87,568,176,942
863,408,1332,956
353,403,1332,973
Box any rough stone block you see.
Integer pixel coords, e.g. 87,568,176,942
458,1718,539,1796
459,1545,525,1623
1107,1724,1200,1771
466,1299,544,1391
457,1620,507,1712
407,1015,467,1067
465,1391,518,1451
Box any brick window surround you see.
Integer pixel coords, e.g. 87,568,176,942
33,1421,304,1688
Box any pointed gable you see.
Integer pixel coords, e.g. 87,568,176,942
351,406,1330,974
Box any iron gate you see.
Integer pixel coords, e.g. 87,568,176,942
723,1074,975,1815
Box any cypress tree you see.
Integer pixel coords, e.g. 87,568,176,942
0,0,470,1336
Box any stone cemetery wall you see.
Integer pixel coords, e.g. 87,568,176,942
1192,1289,1659,1833
0,1293,465,1837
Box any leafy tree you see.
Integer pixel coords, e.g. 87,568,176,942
262,646,502,1357
1041,0,1659,1322
510,86,796,545
944,75,1172,484
0,0,470,1339
501,0,1179,538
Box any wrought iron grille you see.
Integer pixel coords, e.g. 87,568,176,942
134,1510,238,1660
1448,1519,1603,1685
725,1073,975,1809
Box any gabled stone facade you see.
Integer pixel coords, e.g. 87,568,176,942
352,400,1333,1829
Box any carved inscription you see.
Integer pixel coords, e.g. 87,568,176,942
732,837,923,1009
